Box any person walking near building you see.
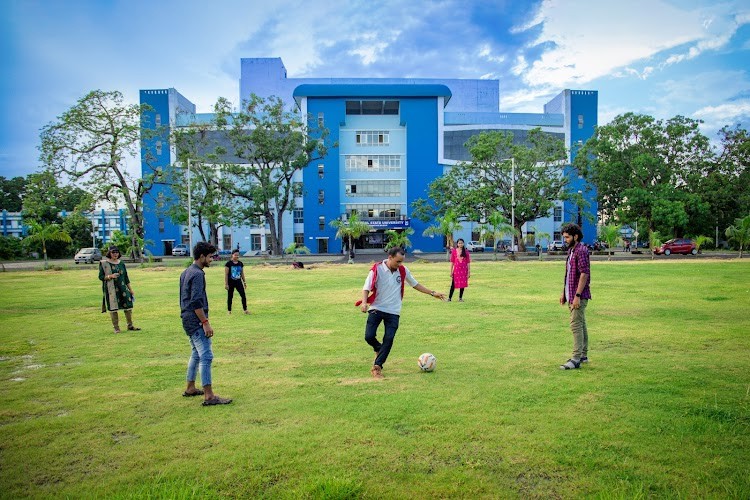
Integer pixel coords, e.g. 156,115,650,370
99,246,140,333
180,242,232,406
225,250,249,315
559,223,591,370
358,247,446,379
448,238,471,302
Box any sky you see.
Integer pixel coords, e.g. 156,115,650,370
1,0,749,179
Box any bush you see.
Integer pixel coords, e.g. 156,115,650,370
0,236,25,260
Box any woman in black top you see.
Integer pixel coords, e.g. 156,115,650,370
224,250,249,314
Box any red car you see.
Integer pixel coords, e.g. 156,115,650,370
654,238,697,256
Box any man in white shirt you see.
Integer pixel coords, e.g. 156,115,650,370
361,247,446,379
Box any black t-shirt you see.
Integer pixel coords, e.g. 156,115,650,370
225,260,244,281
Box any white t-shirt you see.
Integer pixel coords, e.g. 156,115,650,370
363,260,418,315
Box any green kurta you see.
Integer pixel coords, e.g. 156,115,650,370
99,260,133,312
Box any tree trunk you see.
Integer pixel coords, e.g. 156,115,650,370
265,209,278,256
516,223,526,252
209,222,219,247
275,210,285,256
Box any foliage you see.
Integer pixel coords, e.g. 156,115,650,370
649,229,663,260
329,212,372,263
22,220,72,268
598,223,622,260
421,210,463,259
1,262,749,497
108,230,149,260
725,214,750,258
206,94,331,256
478,211,516,261
39,90,160,260
62,211,95,253
0,176,27,212
21,171,93,224
574,113,713,237
692,235,714,252
414,129,568,251
384,228,414,251
0,236,25,260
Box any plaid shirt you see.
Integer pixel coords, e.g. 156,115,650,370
564,242,591,302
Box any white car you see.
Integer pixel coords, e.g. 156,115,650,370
550,240,565,251
466,241,484,252
172,244,189,256
74,247,102,264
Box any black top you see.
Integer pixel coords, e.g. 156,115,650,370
225,260,244,281
179,263,208,334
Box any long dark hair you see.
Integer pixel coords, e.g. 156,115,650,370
456,238,466,258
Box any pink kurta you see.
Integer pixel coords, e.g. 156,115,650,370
450,248,471,288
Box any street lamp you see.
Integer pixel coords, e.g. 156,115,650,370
577,190,583,227
186,158,193,255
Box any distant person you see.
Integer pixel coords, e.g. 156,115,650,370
225,250,249,315
180,242,232,406
559,223,591,370
358,247,446,379
98,246,139,333
449,238,471,302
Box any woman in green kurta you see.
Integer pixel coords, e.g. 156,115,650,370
99,246,140,333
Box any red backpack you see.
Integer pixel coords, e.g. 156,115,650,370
355,262,406,306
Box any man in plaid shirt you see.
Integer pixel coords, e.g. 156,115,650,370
559,223,591,370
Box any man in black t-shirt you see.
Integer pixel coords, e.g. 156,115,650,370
224,250,249,314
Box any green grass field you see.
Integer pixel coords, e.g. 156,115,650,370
1,259,749,499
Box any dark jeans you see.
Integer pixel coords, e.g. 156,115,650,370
364,309,400,367
227,280,247,311
449,278,464,300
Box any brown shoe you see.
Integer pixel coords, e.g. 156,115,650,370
371,365,384,379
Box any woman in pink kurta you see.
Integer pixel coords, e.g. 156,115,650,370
449,238,471,302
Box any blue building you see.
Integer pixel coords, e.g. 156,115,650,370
141,57,598,255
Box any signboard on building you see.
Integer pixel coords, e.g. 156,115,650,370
367,219,411,229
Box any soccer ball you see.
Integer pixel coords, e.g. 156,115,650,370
418,353,437,372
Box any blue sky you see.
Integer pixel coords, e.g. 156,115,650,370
1,0,749,179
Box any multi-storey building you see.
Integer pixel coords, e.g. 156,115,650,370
141,57,598,255
0,209,129,246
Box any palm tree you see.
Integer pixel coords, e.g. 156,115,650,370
692,235,714,253
649,229,662,260
726,215,750,258
385,228,414,252
478,211,516,261
284,242,311,263
23,220,72,269
598,223,622,261
530,225,551,261
329,212,372,264
422,210,463,260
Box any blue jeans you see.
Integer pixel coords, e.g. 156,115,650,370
186,327,213,387
365,310,400,367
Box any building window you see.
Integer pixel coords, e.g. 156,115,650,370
223,234,232,250
355,130,389,146
318,216,325,230
578,115,584,129
156,140,162,156
158,218,165,233
346,100,399,115
294,233,304,246
345,155,401,172
554,207,562,222
554,231,562,241
344,180,400,197
155,114,161,127
318,113,324,127
318,190,325,204
345,204,402,219
251,234,261,250
318,164,324,179
293,208,304,224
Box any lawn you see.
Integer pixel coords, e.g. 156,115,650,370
1,259,749,498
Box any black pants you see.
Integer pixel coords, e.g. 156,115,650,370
227,280,247,311
449,279,464,300
364,310,400,367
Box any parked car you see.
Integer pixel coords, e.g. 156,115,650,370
466,241,484,252
74,247,102,264
550,240,565,251
172,244,189,256
654,238,697,256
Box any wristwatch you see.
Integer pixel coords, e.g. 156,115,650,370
575,293,582,298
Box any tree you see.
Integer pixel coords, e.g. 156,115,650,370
22,171,93,224
62,211,96,253
649,229,663,260
692,235,714,253
23,221,72,268
725,215,750,258
478,211,515,261
210,95,330,256
284,242,311,263
574,113,713,237
108,230,150,260
39,90,161,261
598,223,622,260
329,212,372,264
528,225,550,260
0,176,27,212
421,210,463,259
384,228,414,252
414,129,568,251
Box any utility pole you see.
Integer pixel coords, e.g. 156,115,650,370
187,158,193,255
